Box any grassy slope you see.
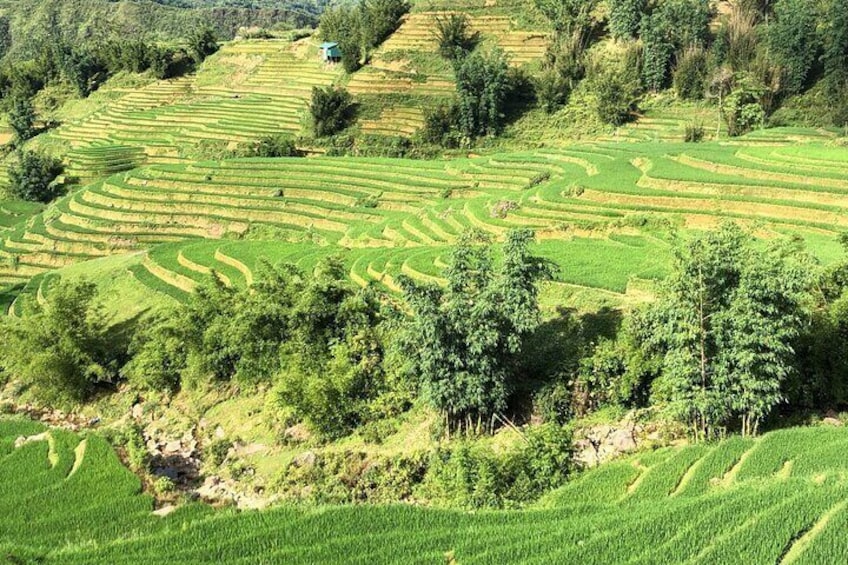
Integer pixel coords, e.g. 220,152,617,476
4,418,848,563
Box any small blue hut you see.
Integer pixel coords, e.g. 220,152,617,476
320,42,342,63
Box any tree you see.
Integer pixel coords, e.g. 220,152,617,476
8,96,35,144
361,0,410,48
8,150,64,203
533,0,598,37
646,224,811,439
188,27,219,64
309,86,355,137
608,0,647,41
0,279,111,404
398,229,554,431
433,14,480,62
122,312,188,392
455,49,511,139
640,0,712,91
673,45,708,100
768,0,819,96
824,0,848,126
592,64,640,125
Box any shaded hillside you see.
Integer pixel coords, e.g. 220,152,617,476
0,0,324,58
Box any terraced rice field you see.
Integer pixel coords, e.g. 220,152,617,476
47,39,340,167
380,13,549,67
4,132,848,314
4,418,848,563
348,9,549,134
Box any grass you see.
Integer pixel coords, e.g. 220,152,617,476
5,420,848,563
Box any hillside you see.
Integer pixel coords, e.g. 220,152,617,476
4,418,848,563
4,125,846,317
0,0,322,51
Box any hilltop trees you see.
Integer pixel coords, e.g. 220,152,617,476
398,229,553,431
319,0,410,72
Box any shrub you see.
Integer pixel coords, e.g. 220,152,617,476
674,45,708,100
684,121,705,142
188,27,219,64
0,278,112,404
309,86,355,137
592,67,640,126
421,103,461,147
121,313,187,393
124,425,149,472
768,0,819,96
535,70,571,114
203,438,233,467
455,48,511,139
608,0,647,40
153,476,176,495
723,76,766,136
8,150,63,203
8,96,35,143
534,381,573,425
236,134,299,158
433,13,480,62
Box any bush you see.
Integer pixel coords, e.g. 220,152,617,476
674,45,708,100
309,86,355,137
768,0,819,96
203,438,233,467
684,121,705,142
535,70,571,114
153,476,176,495
121,313,187,393
608,0,647,40
8,96,35,143
421,104,461,147
188,27,219,64
534,381,573,425
433,13,480,62
236,134,299,158
7,150,64,203
723,76,766,136
455,48,511,139
0,278,112,404
124,425,149,472
592,67,639,126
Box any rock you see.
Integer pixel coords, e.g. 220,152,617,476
163,440,182,454
610,429,637,453
14,432,47,448
153,505,177,517
823,417,843,427
88,417,101,427
131,403,144,420
284,423,311,443
292,450,317,469
239,443,267,456
214,426,226,439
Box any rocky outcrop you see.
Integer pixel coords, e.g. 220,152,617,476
573,415,673,467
